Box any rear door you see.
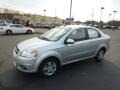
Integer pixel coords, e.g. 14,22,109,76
17,25,26,33
85,28,102,56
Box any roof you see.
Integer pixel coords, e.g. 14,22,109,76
60,25,94,30
8,24,21,26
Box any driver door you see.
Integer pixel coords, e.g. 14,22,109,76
60,28,89,64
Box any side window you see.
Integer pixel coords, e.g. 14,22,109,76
17,25,23,28
68,28,86,42
87,28,100,39
11,25,17,28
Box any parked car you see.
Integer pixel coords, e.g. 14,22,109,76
111,26,118,29
94,25,99,28
40,22,55,29
13,25,110,77
33,22,41,28
103,25,112,29
0,23,8,28
0,24,34,35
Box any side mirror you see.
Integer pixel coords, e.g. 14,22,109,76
65,39,75,44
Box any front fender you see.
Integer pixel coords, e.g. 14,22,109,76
35,50,62,71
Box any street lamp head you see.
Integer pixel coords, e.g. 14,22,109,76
109,14,112,16
101,7,104,10
113,11,117,13
44,9,47,12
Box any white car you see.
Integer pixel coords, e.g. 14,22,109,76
0,23,7,28
0,24,35,35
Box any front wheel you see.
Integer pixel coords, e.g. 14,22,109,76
38,58,59,77
6,30,12,35
95,49,105,62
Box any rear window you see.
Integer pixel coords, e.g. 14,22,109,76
87,28,101,39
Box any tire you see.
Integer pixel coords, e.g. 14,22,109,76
45,26,47,28
38,58,59,77
95,49,105,62
27,30,32,34
6,30,12,35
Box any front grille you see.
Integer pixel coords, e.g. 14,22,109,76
15,46,20,54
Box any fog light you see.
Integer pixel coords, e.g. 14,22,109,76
19,65,27,70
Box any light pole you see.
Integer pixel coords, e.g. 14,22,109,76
4,9,8,20
112,11,117,27
54,9,56,23
69,0,72,24
43,9,47,22
109,14,112,21
91,8,94,26
113,11,117,21
100,7,104,28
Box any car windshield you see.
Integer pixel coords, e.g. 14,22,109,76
38,27,71,41
0,24,7,26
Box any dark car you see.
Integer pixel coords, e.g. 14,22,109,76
112,26,118,29
103,25,112,29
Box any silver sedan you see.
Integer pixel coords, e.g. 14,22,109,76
13,25,110,77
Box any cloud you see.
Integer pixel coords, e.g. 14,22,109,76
0,0,120,21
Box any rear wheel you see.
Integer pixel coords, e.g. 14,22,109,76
95,49,105,62
38,58,59,77
6,30,12,35
27,30,32,34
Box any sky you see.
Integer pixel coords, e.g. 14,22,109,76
0,0,120,22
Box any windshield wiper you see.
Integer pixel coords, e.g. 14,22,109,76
38,36,50,41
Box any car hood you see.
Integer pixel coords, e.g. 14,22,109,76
17,37,53,51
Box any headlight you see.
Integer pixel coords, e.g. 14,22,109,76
20,49,39,58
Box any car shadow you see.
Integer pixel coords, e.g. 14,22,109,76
1,59,120,90
0,59,120,90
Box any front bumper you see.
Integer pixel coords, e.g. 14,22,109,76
13,50,38,73
0,29,6,34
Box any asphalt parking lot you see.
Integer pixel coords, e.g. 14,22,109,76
0,29,120,90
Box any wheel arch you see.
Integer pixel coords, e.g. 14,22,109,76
26,29,32,33
6,29,12,34
96,44,107,56
99,47,106,53
37,56,61,72
41,56,61,66
95,43,107,55
6,29,12,32
35,51,62,71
